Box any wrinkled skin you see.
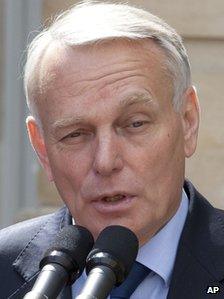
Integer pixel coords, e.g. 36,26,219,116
27,39,199,245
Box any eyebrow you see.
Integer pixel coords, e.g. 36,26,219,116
51,92,154,131
119,92,153,108
52,117,86,132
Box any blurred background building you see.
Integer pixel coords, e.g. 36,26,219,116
0,0,224,228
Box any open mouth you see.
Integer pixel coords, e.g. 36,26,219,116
91,193,136,213
102,194,126,203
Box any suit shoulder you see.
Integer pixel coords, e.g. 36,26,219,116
214,206,224,217
212,206,224,233
0,212,55,262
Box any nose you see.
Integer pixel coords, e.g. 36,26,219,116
92,130,124,176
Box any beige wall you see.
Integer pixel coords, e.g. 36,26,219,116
0,1,4,199
0,1,4,141
185,39,224,208
38,0,224,209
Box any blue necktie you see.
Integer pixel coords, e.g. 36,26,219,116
110,261,150,299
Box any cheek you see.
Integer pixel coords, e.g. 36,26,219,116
129,125,185,191
46,146,93,194
129,133,175,173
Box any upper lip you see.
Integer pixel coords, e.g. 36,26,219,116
90,192,135,202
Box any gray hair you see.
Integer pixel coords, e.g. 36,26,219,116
24,1,192,118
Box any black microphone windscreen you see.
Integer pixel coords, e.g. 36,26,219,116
88,225,139,277
43,225,94,275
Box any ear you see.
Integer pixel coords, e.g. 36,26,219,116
26,116,54,181
181,86,200,158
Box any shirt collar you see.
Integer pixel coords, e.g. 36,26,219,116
136,190,189,287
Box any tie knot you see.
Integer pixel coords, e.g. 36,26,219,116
110,261,150,299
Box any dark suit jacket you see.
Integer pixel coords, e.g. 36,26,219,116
0,181,224,298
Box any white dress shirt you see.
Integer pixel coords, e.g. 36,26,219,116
72,190,189,299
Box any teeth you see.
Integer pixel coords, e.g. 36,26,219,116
104,194,125,202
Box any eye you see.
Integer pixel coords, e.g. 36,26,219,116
67,132,82,138
130,121,145,128
61,131,82,140
60,130,90,143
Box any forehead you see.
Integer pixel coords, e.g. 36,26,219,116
36,39,173,123
39,38,171,87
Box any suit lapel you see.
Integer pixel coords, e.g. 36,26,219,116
11,206,72,299
167,181,224,299
60,285,72,299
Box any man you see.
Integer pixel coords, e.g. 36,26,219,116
0,1,224,298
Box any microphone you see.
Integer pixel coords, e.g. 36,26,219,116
23,225,94,299
76,225,139,299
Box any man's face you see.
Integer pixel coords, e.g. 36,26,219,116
28,39,199,245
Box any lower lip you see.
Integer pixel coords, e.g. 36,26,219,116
91,195,136,214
